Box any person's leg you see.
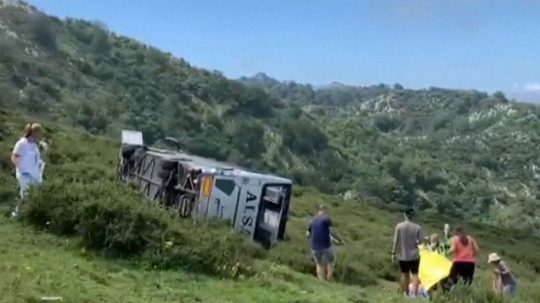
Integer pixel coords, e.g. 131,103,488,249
463,263,475,286
410,259,421,297
441,277,452,293
469,263,476,285
316,264,326,280
313,250,326,280
398,261,410,296
401,273,411,296
504,281,517,296
13,174,31,216
325,248,335,281
449,262,460,285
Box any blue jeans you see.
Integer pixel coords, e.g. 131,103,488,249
503,281,517,296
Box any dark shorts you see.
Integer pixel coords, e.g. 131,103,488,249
399,258,420,274
449,261,475,285
312,247,335,266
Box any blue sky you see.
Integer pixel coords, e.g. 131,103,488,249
25,0,540,101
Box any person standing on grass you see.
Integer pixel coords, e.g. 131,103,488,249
391,208,423,297
11,123,45,217
449,226,479,286
306,204,335,281
488,253,517,296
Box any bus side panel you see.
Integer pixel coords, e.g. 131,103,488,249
206,176,240,222
195,174,213,218
233,183,262,239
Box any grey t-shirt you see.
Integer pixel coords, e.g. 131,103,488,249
392,220,422,261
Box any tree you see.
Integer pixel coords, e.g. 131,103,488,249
393,83,404,90
29,15,57,50
230,121,266,158
0,37,17,64
373,114,400,132
92,28,111,55
430,110,452,132
493,91,508,103
282,120,328,155
0,84,18,108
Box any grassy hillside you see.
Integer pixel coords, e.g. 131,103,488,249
240,74,540,233
2,0,540,233
1,1,540,302
1,111,540,302
0,0,342,192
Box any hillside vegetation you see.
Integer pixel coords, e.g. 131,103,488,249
0,0,340,191
1,1,540,301
240,73,540,233
2,1,540,233
2,110,540,302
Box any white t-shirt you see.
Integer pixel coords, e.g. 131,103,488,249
12,137,41,179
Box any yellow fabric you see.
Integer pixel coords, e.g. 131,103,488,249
418,246,452,290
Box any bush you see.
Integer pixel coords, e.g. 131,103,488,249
92,28,111,55
0,37,17,64
23,177,264,279
282,120,328,155
29,15,58,50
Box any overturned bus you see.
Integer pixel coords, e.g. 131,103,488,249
116,130,292,248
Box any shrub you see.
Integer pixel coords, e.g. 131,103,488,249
0,37,17,64
29,14,58,50
23,176,264,279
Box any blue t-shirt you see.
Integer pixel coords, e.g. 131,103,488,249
308,214,332,251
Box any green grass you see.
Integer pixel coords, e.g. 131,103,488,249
0,216,397,303
1,111,540,302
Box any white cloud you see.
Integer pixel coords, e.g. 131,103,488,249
523,83,540,92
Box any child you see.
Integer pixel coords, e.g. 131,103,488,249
488,253,517,296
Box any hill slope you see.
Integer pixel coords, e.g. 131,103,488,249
1,110,540,302
3,0,540,232
240,74,540,233
0,0,343,191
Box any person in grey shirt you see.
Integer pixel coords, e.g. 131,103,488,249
391,208,423,297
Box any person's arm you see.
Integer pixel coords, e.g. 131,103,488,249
11,153,20,167
11,140,23,168
417,226,423,246
492,273,501,294
471,237,480,256
449,237,456,253
498,262,511,275
328,218,339,240
496,275,503,294
306,222,311,238
391,226,399,260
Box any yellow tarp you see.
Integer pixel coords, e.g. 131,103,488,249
418,247,452,290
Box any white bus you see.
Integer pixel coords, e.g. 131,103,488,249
116,130,292,247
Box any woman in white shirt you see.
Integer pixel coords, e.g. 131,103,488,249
11,123,44,217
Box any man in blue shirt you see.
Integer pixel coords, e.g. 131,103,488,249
306,204,335,281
